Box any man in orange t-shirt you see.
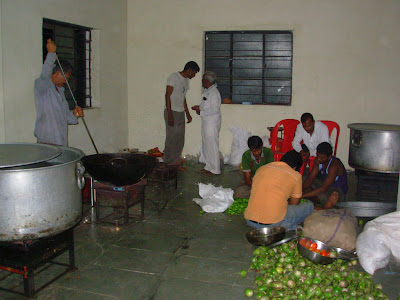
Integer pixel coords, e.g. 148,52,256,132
244,150,314,230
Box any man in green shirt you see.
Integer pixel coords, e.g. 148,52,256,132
234,136,274,198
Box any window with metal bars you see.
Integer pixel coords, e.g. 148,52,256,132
43,19,92,109
205,31,293,105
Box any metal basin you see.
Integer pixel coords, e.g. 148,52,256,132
336,201,396,217
245,227,286,246
297,238,335,265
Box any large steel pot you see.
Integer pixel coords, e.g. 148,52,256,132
348,123,400,173
0,144,85,241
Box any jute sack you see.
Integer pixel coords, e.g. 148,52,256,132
302,209,358,251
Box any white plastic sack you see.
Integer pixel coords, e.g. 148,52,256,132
356,211,400,275
227,127,251,166
193,183,234,213
261,135,271,148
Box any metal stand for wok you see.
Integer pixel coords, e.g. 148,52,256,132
147,163,179,215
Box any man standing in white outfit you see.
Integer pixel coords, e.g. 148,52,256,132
191,71,222,175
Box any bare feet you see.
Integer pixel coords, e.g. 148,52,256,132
324,191,339,209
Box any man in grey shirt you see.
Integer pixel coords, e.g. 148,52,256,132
34,39,84,146
164,61,199,166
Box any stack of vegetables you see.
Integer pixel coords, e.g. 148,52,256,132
226,198,249,215
242,240,388,299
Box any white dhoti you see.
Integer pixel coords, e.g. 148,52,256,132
200,113,221,174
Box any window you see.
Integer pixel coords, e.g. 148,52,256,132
43,19,92,108
205,31,293,105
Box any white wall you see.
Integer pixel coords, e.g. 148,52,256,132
0,0,127,155
0,1,4,143
127,0,400,168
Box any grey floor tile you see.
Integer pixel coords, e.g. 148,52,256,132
59,264,160,299
151,276,250,300
93,245,173,274
162,255,246,285
116,229,191,254
178,236,254,262
41,286,119,300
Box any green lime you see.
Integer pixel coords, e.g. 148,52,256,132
244,288,254,297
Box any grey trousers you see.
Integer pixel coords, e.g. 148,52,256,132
164,110,185,164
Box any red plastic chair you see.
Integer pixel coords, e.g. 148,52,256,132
269,119,300,161
320,120,340,156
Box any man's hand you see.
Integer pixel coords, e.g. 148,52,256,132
167,113,174,126
191,105,200,115
186,113,192,123
73,107,84,118
46,39,57,53
300,150,310,162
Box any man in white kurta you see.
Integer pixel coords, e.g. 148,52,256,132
292,113,331,171
191,71,222,175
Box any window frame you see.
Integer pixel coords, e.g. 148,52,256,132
204,30,293,106
42,18,92,109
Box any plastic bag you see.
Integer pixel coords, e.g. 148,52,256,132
227,127,251,166
356,211,400,275
193,183,234,213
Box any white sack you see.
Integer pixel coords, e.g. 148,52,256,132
193,183,234,213
227,127,251,166
356,211,400,275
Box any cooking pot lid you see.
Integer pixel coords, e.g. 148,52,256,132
0,143,62,168
348,123,400,132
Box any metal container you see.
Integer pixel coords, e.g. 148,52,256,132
0,144,85,241
348,123,400,173
245,227,286,246
297,238,335,265
336,201,396,217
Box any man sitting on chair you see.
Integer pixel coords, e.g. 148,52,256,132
302,142,348,209
292,113,331,171
233,136,274,199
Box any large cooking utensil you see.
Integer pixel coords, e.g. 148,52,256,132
245,227,286,246
348,123,400,173
0,144,85,241
82,153,157,187
335,201,396,217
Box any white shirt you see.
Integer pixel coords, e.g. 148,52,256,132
165,72,189,112
292,121,331,157
200,84,221,118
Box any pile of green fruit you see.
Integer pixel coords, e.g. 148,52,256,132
226,198,249,215
242,241,388,299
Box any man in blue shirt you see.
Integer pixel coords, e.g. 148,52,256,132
34,39,84,146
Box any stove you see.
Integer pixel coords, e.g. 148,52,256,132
356,170,399,203
0,228,76,298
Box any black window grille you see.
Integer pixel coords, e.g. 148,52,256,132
205,31,293,105
43,19,92,109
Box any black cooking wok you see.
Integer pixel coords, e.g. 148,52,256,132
82,153,157,186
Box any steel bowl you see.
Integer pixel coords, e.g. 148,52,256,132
332,246,358,261
245,227,286,246
297,238,335,265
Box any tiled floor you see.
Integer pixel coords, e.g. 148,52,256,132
0,160,399,299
